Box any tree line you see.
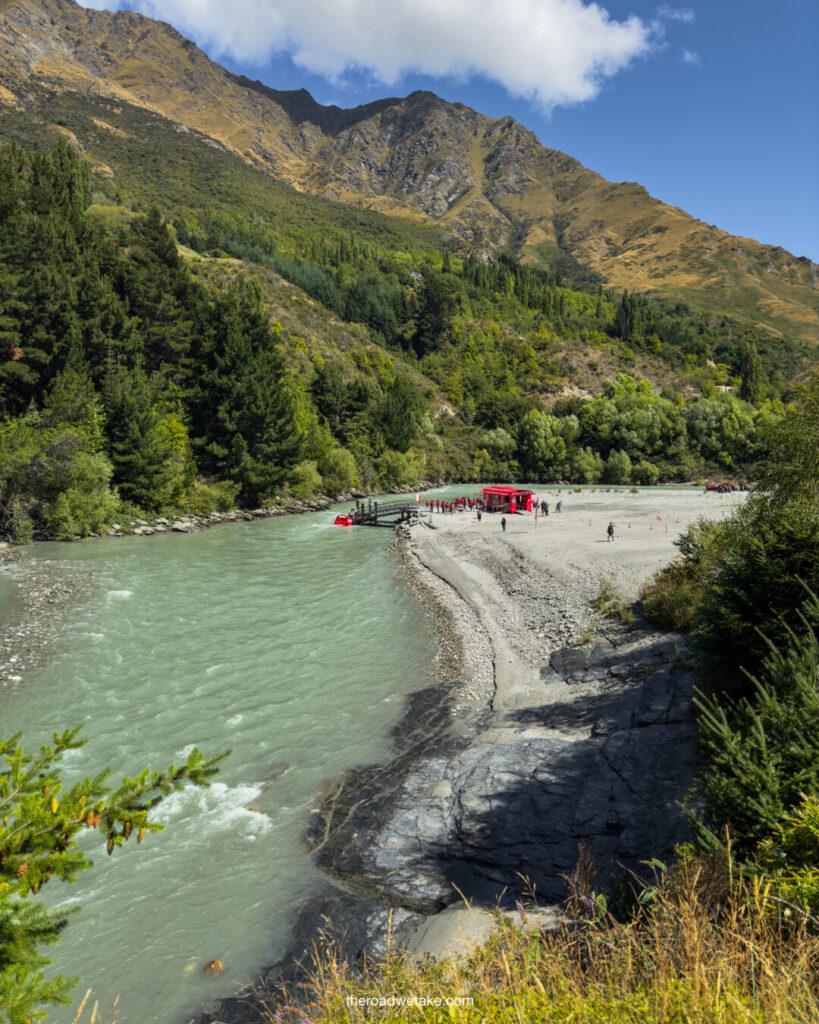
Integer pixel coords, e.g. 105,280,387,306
0,141,432,539
0,139,798,541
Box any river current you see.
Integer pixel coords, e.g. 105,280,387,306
0,507,440,1022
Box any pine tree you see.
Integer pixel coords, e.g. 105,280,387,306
0,728,228,1023
103,366,178,509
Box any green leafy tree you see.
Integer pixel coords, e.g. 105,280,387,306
0,419,116,542
0,729,228,1023
517,410,568,480
603,448,632,484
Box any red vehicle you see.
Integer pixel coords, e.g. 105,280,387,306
705,481,737,493
333,514,354,526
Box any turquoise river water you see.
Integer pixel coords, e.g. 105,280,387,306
0,504,447,1023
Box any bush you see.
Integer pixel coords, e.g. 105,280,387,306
694,496,819,694
375,449,421,491
179,479,241,515
319,446,358,497
0,421,119,542
43,453,119,540
288,460,323,500
755,796,819,920
690,595,819,858
640,519,728,631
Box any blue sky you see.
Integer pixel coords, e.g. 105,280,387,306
82,1,818,261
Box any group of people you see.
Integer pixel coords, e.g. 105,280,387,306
534,498,563,518
425,497,484,514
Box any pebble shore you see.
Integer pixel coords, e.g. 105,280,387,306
0,548,94,688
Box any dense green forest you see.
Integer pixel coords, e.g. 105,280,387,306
639,377,819,921
0,135,803,540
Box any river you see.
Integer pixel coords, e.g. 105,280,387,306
0,506,440,1023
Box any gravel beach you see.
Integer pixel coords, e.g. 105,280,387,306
306,487,748,959
0,548,95,689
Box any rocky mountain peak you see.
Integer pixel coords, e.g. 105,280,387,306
0,0,816,340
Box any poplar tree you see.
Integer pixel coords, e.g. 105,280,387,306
739,341,764,403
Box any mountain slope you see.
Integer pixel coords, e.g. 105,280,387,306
0,0,817,342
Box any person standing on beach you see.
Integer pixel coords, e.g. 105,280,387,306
607,521,615,542
501,516,507,533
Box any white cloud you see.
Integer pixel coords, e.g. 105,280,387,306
658,5,696,24
78,0,657,111
682,49,701,65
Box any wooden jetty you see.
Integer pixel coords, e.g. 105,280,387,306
348,498,421,528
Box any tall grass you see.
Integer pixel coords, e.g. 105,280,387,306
247,851,819,1024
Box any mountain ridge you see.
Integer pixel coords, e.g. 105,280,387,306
0,0,817,342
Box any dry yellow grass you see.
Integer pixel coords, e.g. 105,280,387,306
247,852,819,1024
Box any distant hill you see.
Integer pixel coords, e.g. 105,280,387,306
1,0,817,344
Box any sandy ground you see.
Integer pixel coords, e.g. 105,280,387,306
422,487,746,602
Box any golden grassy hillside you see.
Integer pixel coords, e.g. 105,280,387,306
1,0,817,342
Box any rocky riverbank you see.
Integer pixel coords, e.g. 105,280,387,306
0,548,95,688
194,488,746,1024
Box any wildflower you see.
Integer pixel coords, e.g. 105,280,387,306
580,895,595,913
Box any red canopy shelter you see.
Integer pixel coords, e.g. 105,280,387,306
480,485,534,513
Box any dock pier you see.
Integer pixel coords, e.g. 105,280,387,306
351,498,421,528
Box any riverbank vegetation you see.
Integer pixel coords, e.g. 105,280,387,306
640,376,819,915
0,137,804,541
254,850,818,1023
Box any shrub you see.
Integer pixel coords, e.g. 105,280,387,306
42,453,119,540
288,460,323,500
755,796,819,920
689,596,819,858
594,582,635,624
694,496,819,694
640,519,728,631
179,479,241,515
319,446,358,496
375,449,420,491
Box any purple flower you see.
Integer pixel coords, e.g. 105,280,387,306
580,895,595,912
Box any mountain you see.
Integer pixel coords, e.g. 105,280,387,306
0,0,817,344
